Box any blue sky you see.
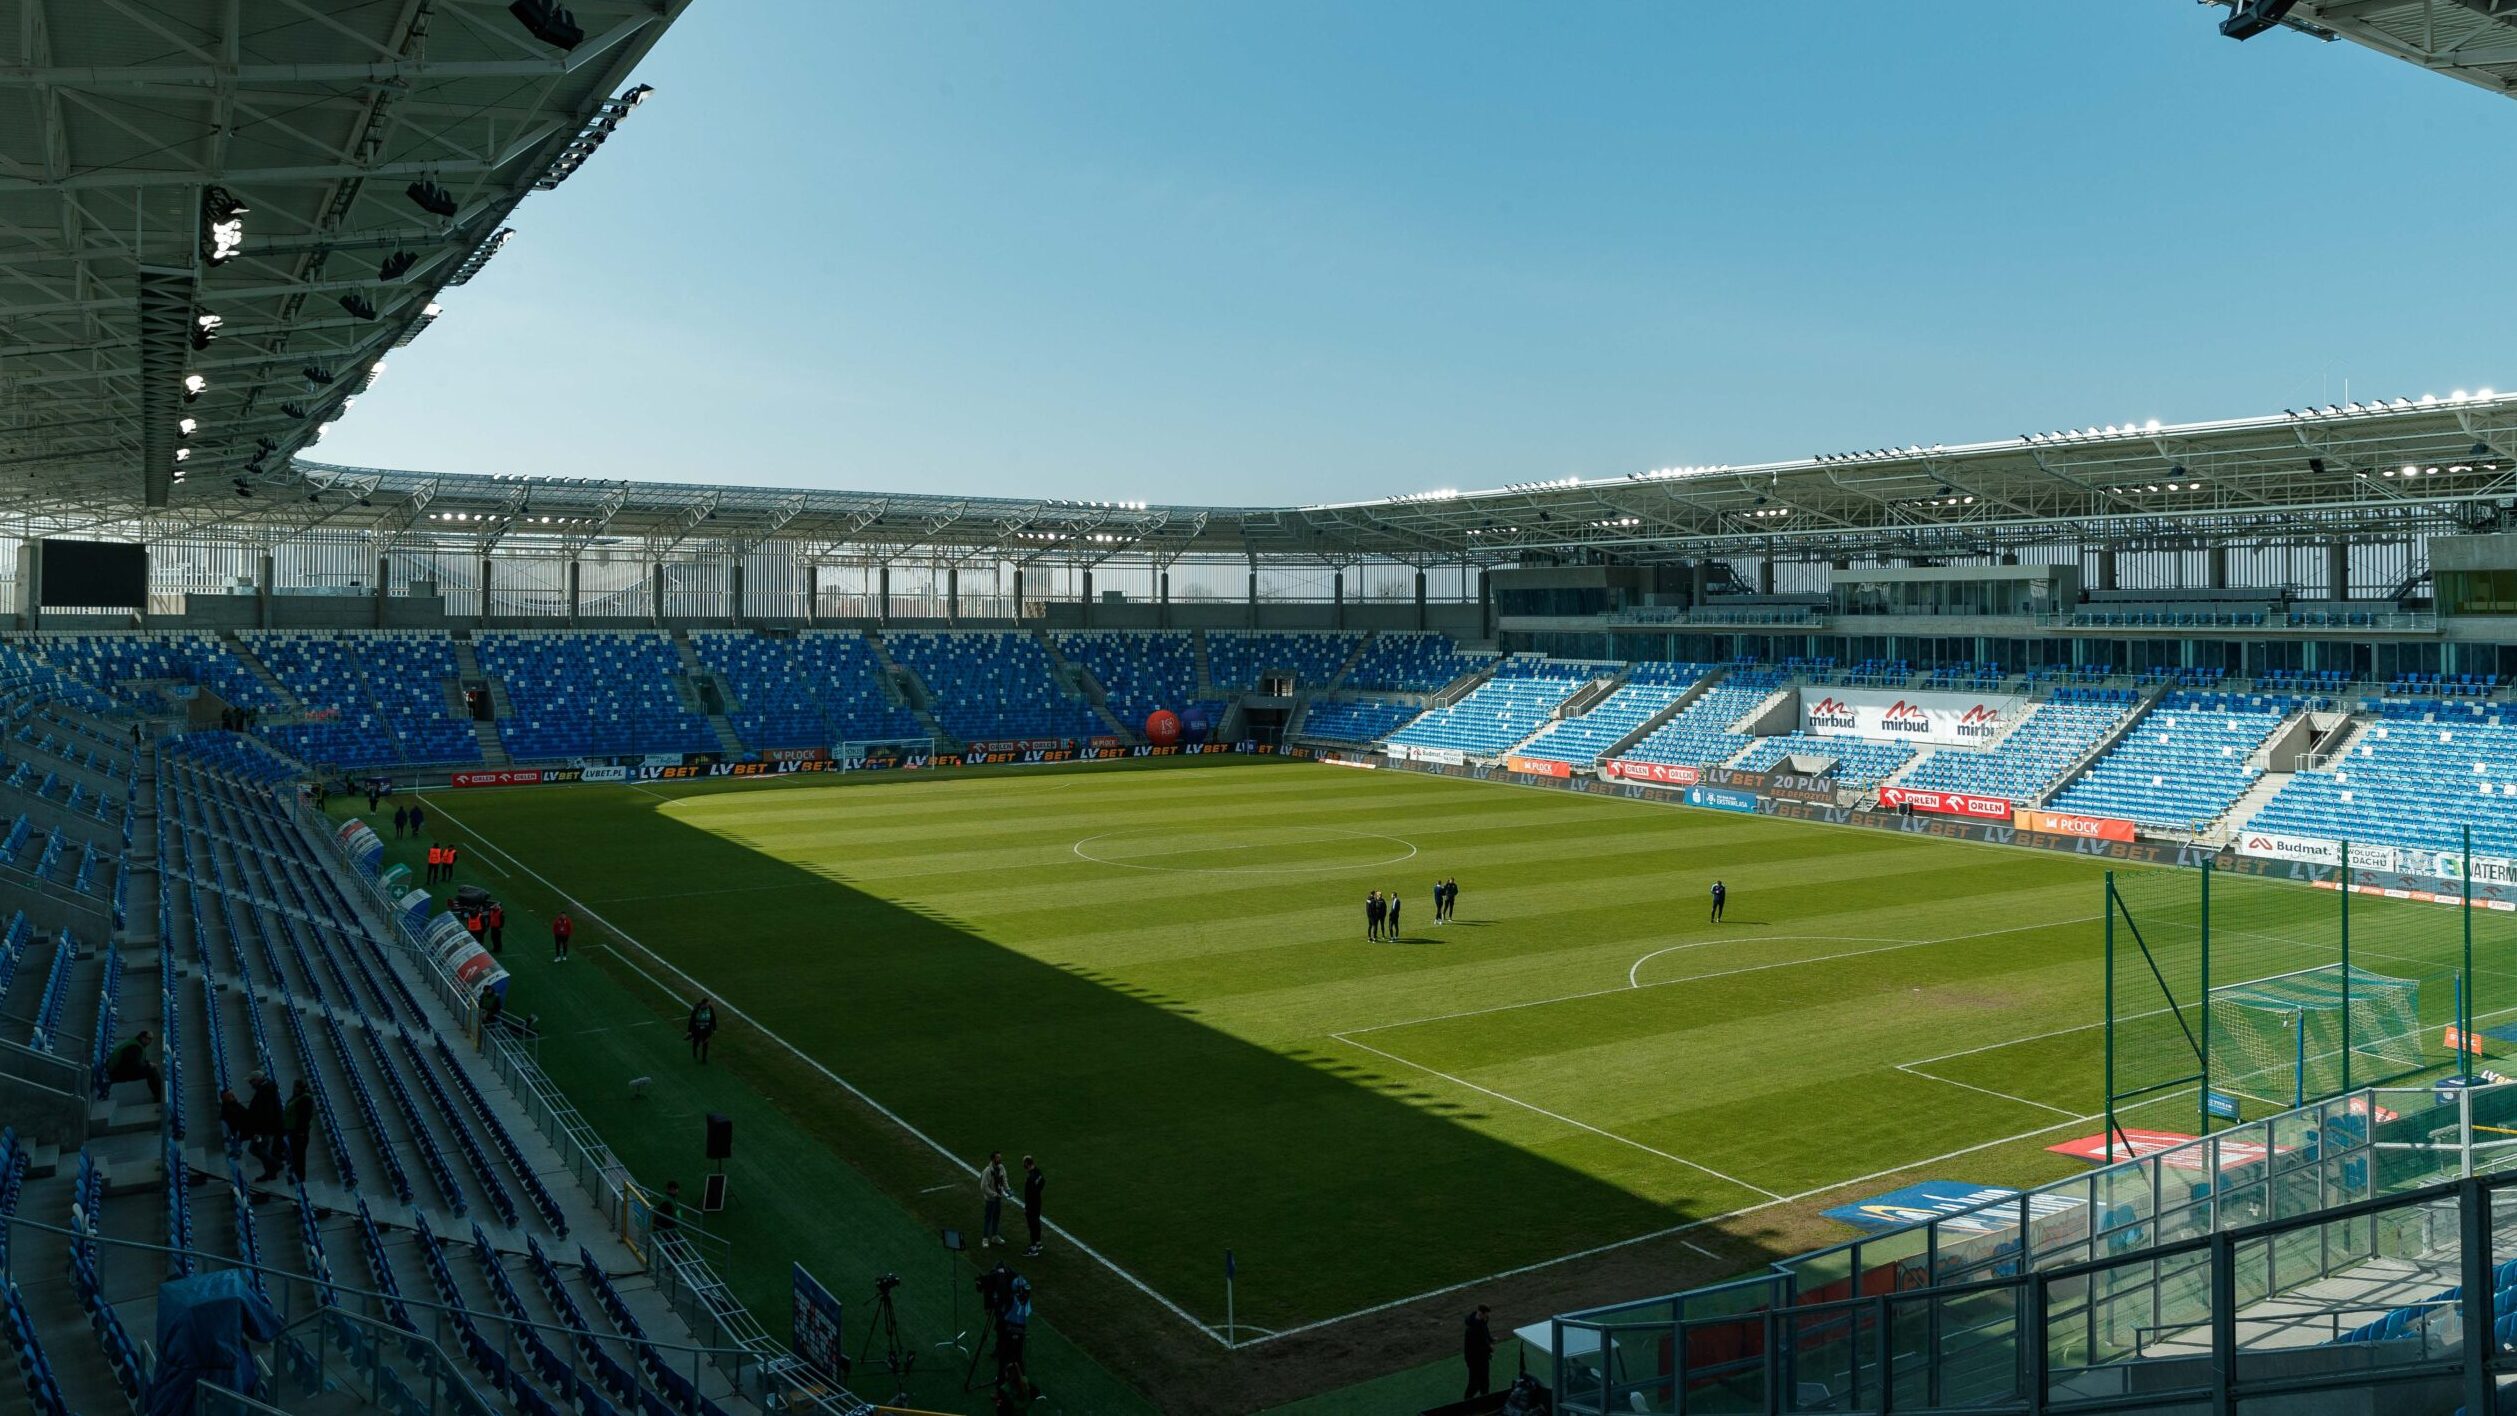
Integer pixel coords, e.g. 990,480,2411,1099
322,3,2515,503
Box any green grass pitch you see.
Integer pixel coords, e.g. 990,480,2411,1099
394,757,2503,1402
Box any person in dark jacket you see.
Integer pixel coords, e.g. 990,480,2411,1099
246,1074,285,1181
217,1088,250,1158
284,1080,315,1181
486,903,505,953
408,803,426,838
104,1028,160,1101
1021,1154,1047,1257
1463,1303,1496,1401
1366,890,1384,941
1710,879,1727,924
1386,891,1403,940
392,804,409,838
687,998,719,1063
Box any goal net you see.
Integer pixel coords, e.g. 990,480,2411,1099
2207,964,2425,1108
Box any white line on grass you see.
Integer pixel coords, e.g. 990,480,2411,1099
425,797,1234,1348
1069,827,1419,874
1330,1032,1786,1201
1893,1063,2083,1118
1681,1240,1723,1263
1349,914,2103,1040
1234,1106,2106,1350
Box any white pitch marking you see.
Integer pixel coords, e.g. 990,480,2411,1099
1893,1063,2083,1118
428,797,1234,1347
1331,1032,1785,1201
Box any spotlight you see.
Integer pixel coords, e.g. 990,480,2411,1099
177,418,196,436
378,251,417,281
338,293,378,320
301,366,334,387
509,0,585,49
173,448,190,462
2221,0,2301,41
2308,458,2327,475
190,312,222,350
281,403,309,420
182,374,206,403
199,186,248,265
406,180,459,218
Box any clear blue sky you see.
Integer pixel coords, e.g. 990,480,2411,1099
322,3,2515,503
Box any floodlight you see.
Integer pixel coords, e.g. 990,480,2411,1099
378,251,417,281
406,180,459,218
510,0,585,49
177,418,196,436
339,293,378,320
190,313,222,350
182,374,206,403
200,186,248,265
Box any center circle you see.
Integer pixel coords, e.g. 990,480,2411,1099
1072,826,1419,874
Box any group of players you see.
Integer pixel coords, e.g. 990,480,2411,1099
1363,877,1461,941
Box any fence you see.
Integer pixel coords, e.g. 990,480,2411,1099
1552,1078,2517,1414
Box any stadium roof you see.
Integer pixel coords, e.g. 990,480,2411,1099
0,0,689,510
2205,0,2517,99
171,391,2517,567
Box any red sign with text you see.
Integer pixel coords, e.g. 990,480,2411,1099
1879,785,2013,821
1604,759,1700,786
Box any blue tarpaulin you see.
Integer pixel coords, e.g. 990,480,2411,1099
147,1269,282,1416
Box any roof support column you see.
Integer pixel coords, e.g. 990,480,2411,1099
258,552,273,630
878,564,892,625
946,566,960,627
1247,560,1259,629
730,559,746,628
652,562,665,627
2328,541,2350,601
1478,567,1494,643
1008,564,1020,622
13,538,36,628
1080,569,1094,629
1331,566,1345,630
478,554,493,629
804,564,819,625
1690,560,1709,607
2096,548,2118,592
1158,569,1171,631
2207,545,2229,591
375,558,389,629
1414,568,1427,632
567,560,582,628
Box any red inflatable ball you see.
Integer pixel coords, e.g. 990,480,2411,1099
1144,709,1182,746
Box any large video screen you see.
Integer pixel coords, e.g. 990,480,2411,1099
39,539,148,609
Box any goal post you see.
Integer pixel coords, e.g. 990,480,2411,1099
2205,964,2425,1109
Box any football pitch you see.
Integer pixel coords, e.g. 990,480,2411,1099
405,757,2503,1390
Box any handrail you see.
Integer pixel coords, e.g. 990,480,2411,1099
0,1208,762,1373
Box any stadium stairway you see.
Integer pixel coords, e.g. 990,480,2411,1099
1034,630,1136,742
669,632,750,758
1595,666,1729,762
863,631,954,747
2030,684,2167,807
1315,633,1376,695
1190,630,1216,701
219,633,304,716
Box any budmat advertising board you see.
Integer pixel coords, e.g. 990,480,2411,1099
1802,687,2022,747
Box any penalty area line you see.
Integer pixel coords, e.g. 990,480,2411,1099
1328,1031,1785,1201
423,797,1235,1349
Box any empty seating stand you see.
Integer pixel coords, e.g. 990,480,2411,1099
1620,670,1786,768
885,631,1103,742
1384,660,1599,758
2048,690,2300,830
476,631,717,760
2246,699,2517,858
1900,689,2136,801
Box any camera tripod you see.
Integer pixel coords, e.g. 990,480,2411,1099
855,1280,915,1402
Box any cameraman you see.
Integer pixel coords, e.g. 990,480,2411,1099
994,1274,1033,1399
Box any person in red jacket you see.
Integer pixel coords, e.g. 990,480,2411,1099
551,911,574,963
485,903,505,954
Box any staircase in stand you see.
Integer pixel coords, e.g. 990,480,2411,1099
667,632,747,756
219,631,302,714
446,633,511,765
1191,631,1216,701
1035,630,1134,741
865,631,954,748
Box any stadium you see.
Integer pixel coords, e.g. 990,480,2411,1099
16,2,2517,1415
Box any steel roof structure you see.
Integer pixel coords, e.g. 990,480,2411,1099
2204,0,2517,98
0,0,688,510
141,392,2517,570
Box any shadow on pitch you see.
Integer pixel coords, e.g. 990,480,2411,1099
476,784,1756,1326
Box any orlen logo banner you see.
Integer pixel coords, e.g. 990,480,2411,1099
1801,687,2022,746
2014,808,2136,843
1878,785,2013,820
1605,759,1700,786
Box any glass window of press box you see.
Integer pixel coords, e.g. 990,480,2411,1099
2441,569,2517,616
1829,575,2050,617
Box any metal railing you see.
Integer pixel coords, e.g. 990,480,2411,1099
1552,1078,2517,1413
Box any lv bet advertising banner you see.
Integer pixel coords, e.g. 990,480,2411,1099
1801,687,2022,747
